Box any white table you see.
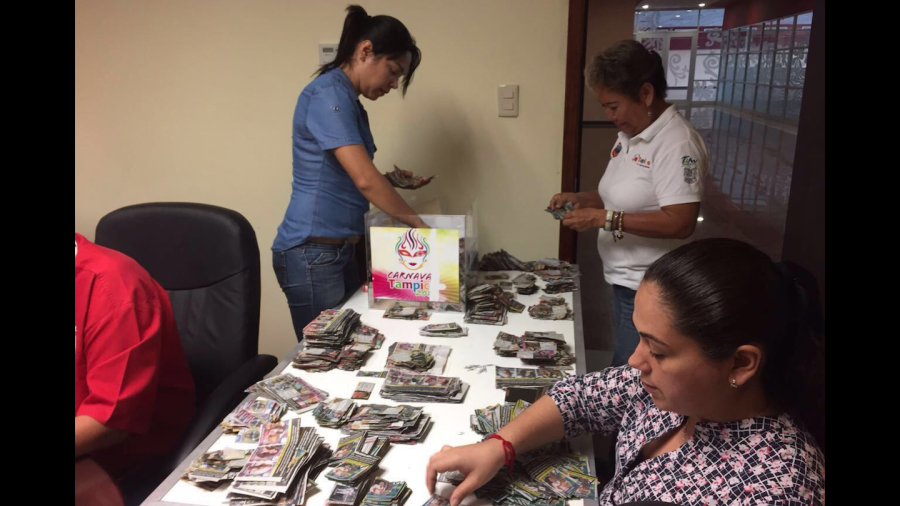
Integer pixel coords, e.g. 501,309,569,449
143,271,597,506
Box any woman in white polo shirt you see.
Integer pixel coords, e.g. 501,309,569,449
550,40,709,367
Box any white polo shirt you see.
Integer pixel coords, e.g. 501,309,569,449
596,105,709,290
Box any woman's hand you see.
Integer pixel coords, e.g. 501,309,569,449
401,169,434,190
562,208,606,232
549,192,582,210
425,440,507,506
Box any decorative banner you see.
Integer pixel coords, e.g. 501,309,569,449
370,227,460,303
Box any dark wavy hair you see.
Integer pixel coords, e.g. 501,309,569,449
586,39,667,101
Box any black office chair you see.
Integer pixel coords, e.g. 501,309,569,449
95,202,278,505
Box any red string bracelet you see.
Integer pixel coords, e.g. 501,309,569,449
486,434,516,475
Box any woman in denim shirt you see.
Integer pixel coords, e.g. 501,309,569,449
273,5,428,340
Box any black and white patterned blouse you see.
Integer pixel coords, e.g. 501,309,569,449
548,366,825,505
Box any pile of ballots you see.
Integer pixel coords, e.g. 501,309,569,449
326,481,369,506
465,284,510,325
295,309,380,372
381,368,469,404
480,250,582,280
512,273,539,296
506,294,527,314
325,431,390,486
496,367,567,390
329,432,389,468
221,398,287,444
293,347,343,372
304,309,362,348
479,250,530,271
441,444,598,506
494,332,521,357
352,325,386,350
495,331,574,368
246,374,329,414
522,451,599,503
419,322,468,337
385,165,436,189
335,342,378,372
325,451,382,486
528,296,574,321
226,419,332,505
545,202,575,221
518,331,575,368
314,398,359,429
360,479,413,506
542,278,577,295
329,478,411,506
182,448,253,490
470,400,532,436
532,259,581,281
383,301,432,321
385,342,451,374
341,404,432,445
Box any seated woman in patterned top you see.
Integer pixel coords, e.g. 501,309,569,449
426,238,825,506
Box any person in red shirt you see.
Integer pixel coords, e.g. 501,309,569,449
75,233,195,478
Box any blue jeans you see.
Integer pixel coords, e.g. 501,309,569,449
273,242,360,342
611,285,640,367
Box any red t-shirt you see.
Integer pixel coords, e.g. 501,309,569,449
75,233,195,476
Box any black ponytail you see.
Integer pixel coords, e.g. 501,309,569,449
316,4,422,95
644,239,826,450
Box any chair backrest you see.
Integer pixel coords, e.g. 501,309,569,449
96,202,261,404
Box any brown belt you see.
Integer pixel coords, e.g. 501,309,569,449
308,236,361,245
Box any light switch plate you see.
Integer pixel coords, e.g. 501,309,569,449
498,84,519,117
